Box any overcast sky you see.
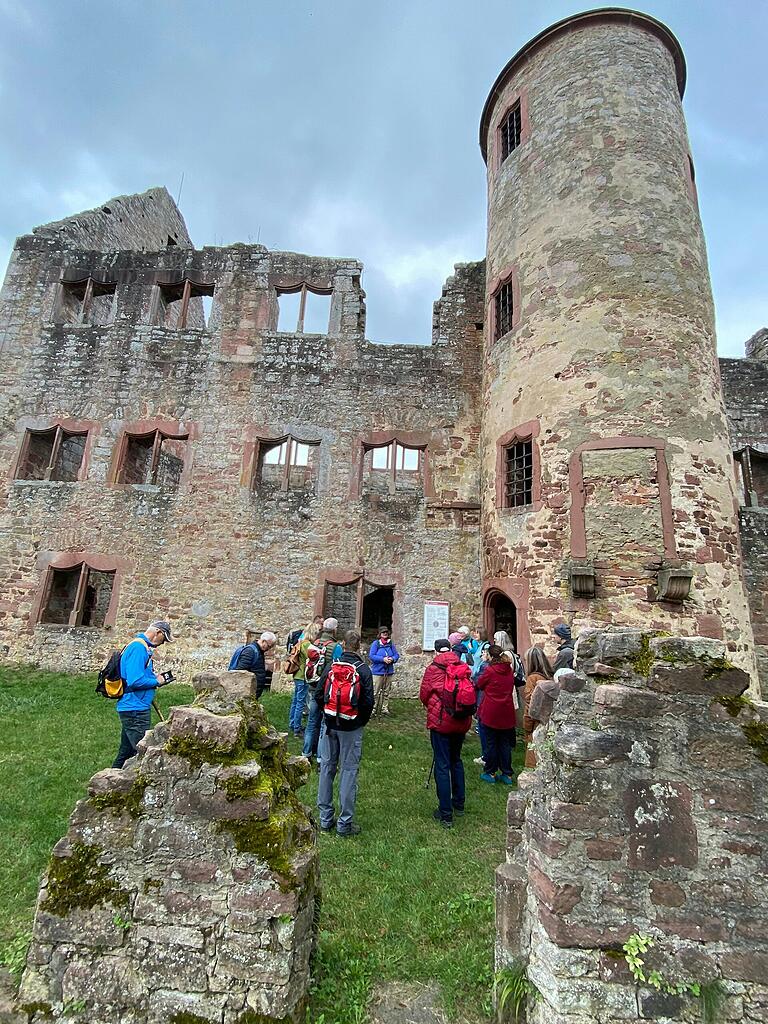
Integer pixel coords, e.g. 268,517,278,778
0,0,765,355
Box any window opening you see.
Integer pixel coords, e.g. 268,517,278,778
40,563,115,627
17,426,87,482
59,278,116,326
361,584,394,647
255,437,319,492
494,282,513,340
157,280,214,329
366,441,424,494
118,430,188,488
276,284,332,334
737,448,768,508
322,577,394,644
504,439,533,507
500,101,522,163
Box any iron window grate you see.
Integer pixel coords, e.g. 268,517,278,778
500,103,522,162
505,440,533,507
495,282,513,340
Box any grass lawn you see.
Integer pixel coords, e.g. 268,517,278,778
0,666,524,1023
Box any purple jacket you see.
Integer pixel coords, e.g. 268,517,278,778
369,639,400,676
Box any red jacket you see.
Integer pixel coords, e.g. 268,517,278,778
477,661,517,730
419,651,473,735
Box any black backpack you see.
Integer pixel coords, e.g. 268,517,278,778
96,642,151,700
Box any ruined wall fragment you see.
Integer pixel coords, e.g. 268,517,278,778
18,671,318,1024
497,627,768,1023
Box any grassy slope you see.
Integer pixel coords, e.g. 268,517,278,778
0,667,523,1023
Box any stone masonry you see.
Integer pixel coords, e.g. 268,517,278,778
496,628,768,1023
17,670,318,1024
0,8,766,694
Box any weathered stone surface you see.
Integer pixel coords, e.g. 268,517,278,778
18,677,317,1022
554,726,632,766
624,780,698,870
593,684,666,716
495,862,527,963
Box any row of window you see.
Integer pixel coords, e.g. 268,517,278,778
55,277,334,334
14,423,535,507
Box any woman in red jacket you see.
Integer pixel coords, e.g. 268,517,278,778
476,644,516,785
419,639,473,828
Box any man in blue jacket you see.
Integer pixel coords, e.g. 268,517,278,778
112,620,173,769
233,630,277,699
369,626,400,717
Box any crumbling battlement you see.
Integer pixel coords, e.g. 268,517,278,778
18,670,318,1024
497,627,768,1023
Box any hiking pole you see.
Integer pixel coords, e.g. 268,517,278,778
425,757,435,789
152,699,165,722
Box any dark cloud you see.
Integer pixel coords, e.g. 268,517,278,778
0,0,765,352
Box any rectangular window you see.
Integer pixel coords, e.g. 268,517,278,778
504,439,533,507
17,426,87,482
500,102,522,163
59,278,116,326
157,280,214,329
494,283,513,341
276,284,332,334
118,430,188,488
365,441,424,495
41,564,115,627
255,437,319,492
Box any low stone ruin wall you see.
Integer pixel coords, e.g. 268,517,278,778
496,628,768,1023
17,670,318,1024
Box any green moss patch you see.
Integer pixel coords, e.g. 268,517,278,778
217,796,310,888
41,843,128,917
170,1014,214,1024
631,635,655,677
741,721,768,766
712,694,753,718
89,775,149,818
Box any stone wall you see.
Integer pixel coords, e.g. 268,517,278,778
496,628,768,1023
18,670,318,1024
0,201,485,693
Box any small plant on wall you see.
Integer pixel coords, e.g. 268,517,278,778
495,961,539,1023
623,933,727,1023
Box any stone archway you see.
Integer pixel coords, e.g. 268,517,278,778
481,577,530,654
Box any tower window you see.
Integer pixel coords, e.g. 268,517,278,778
276,284,332,334
156,280,214,329
58,277,116,326
504,439,533,508
494,282,514,340
500,102,522,163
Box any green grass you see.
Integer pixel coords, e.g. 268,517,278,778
0,667,524,1023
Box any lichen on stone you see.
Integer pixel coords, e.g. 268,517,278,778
41,842,128,917
89,774,149,818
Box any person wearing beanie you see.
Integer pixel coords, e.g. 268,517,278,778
419,638,473,828
449,630,473,666
552,622,575,673
475,644,517,785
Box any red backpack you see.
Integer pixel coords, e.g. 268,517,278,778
440,661,476,719
305,639,334,685
323,661,361,721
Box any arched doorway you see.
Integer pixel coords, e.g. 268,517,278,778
484,589,518,649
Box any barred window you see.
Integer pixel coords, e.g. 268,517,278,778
504,439,533,507
494,282,514,340
500,102,522,163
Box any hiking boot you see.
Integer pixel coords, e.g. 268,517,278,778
480,772,498,784
473,756,486,766
499,773,515,786
433,809,454,829
319,820,337,833
453,806,465,816
336,824,362,837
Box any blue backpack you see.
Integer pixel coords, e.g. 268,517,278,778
228,644,246,670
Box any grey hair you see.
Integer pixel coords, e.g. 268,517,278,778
323,617,338,632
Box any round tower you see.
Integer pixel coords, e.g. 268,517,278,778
478,8,757,678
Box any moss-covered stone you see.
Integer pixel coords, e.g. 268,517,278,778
170,1014,214,1024
741,721,768,766
218,796,310,887
41,843,128,917
236,1010,297,1024
631,634,655,677
20,1001,53,1019
712,694,753,718
89,774,149,818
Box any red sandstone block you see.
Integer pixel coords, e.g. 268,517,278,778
721,952,768,983
655,915,726,942
529,865,582,916
538,906,632,950
649,881,686,907
585,838,623,861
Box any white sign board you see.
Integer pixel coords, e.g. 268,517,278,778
423,601,450,651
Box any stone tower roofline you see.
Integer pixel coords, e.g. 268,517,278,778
478,6,687,162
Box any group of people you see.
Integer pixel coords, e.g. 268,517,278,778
108,611,576,843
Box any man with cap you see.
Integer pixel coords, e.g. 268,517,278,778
113,620,173,769
369,625,400,717
552,623,575,673
419,638,473,829
234,630,278,699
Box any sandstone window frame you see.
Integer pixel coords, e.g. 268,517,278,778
32,552,127,630
10,417,97,485
154,278,215,330
314,568,404,642
110,420,193,490
488,265,522,342
250,434,321,493
493,89,530,172
14,424,89,483
568,436,677,561
735,446,768,508
349,431,435,500
56,276,117,326
495,420,542,513
275,283,333,335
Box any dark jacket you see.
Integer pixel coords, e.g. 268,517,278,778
315,651,374,731
476,660,517,730
553,640,575,673
235,642,266,691
419,650,473,735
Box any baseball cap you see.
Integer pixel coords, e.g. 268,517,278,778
150,620,174,642
434,638,451,652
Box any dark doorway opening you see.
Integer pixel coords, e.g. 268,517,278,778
361,584,394,646
485,591,518,650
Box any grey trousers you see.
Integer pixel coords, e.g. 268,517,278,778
317,722,363,834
